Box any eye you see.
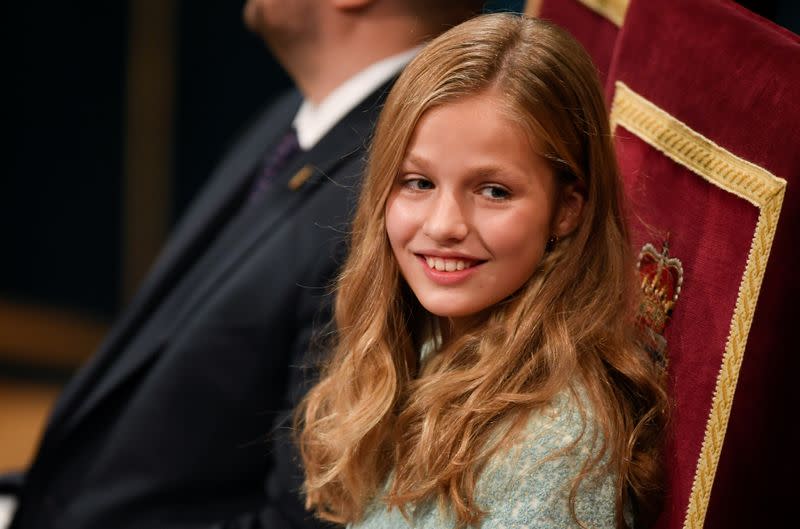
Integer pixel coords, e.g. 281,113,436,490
479,184,511,200
400,176,434,191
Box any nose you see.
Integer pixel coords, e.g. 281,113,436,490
422,191,469,243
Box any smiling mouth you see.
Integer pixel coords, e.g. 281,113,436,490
419,255,484,272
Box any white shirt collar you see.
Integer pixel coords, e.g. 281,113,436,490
292,47,421,150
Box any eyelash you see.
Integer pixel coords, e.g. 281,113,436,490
479,185,511,201
400,177,434,191
399,176,512,201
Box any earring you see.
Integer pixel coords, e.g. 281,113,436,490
545,235,559,252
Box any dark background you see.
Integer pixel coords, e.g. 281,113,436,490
3,0,290,319
1,1,291,379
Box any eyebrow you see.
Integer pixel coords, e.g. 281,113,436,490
402,152,519,181
400,152,430,170
404,153,502,173
471,166,506,179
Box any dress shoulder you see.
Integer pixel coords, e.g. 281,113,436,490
476,388,618,529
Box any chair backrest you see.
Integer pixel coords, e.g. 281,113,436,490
528,0,627,84
605,0,800,527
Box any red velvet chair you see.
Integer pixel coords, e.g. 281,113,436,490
605,0,800,527
528,0,627,85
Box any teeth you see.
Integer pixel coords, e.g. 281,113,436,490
424,256,472,272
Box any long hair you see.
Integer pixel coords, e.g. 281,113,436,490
298,13,668,529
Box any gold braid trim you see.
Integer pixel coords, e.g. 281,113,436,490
576,0,629,27
610,81,787,529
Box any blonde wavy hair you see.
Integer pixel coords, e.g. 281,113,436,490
298,13,668,529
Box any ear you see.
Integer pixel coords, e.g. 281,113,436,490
331,0,375,10
552,183,585,238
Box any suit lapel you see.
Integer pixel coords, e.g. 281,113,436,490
43,92,302,440
52,83,390,441
117,90,304,343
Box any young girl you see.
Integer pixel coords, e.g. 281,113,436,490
297,13,667,529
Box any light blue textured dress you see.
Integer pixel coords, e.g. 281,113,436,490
350,389,620,529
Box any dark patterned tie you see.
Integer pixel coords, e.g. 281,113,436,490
247,127,301,204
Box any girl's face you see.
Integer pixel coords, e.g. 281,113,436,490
385,92,581,326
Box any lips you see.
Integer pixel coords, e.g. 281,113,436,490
423,256,476,272
414,253,486,285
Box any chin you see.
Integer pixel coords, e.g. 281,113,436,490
419,301,485,320
242,1,258,29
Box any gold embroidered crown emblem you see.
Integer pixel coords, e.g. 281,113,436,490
636,241,684,368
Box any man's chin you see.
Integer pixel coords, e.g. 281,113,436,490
242,0,264,34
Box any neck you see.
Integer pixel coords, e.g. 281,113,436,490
278,12,432,104
438,312,489,347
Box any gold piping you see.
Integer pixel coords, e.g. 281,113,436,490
576,0,629,27
610,81,787,529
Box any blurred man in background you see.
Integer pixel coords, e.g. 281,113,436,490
2,1,483,528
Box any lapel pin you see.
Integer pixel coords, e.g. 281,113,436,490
288,165,314,191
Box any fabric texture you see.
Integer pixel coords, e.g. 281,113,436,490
605,0,800,527
536,0,620,85
351,390,618,529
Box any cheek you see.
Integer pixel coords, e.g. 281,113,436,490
480,208,551,259
385,195,420,250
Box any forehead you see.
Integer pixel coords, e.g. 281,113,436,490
403,92,544,163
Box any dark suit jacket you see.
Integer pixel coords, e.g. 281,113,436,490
7,83,390,529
